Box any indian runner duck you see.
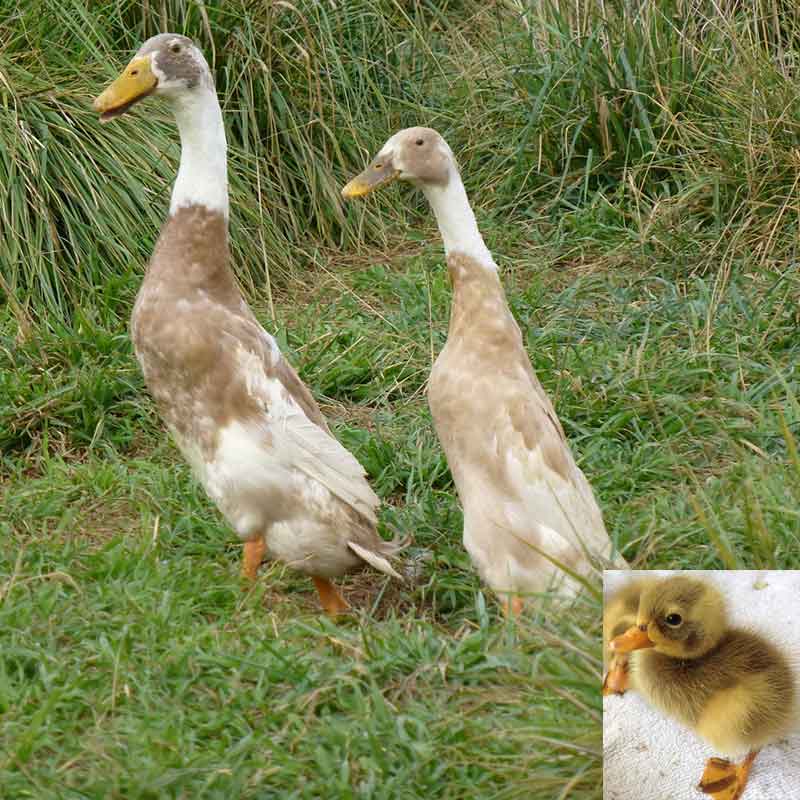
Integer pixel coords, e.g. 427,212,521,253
93,33,404,614
342,127,626,614
610,574,796,799
602,578,647,695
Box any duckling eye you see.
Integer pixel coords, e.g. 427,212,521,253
130,69,139,76
171,44,181,53
665,613,682,627
374,163,383,169
416,138,425,146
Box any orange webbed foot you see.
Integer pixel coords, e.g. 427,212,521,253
313,576,350,616
698,751,758,800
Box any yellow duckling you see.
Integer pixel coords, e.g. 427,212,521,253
602,578,648,695
610,575,796,799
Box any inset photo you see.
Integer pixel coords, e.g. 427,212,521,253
603,570,800,799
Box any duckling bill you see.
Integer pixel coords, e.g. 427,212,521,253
607,575,796,799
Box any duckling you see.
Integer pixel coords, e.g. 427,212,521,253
610,575,796,800
602,578,648,695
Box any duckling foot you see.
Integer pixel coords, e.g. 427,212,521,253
312,576,350,616
698,751,758,800
602,654,630,695
241,538,266,583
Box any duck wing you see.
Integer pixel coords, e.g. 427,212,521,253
498,355,614,564
229,323,381,526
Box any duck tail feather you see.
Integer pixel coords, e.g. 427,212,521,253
347,541,403,580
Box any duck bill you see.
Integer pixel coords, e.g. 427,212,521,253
610,624,655,653
93,56,158,123
341,155,400,199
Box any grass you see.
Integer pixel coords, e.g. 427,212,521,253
3,0,800,797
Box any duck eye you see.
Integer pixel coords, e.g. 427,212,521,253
416,138,424,145
665,613,682,627
171,44,181,53
374,162,382,169
130,69,139,76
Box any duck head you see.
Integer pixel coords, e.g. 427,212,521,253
94,33,213,122
341,127,456,198
610,576,726,659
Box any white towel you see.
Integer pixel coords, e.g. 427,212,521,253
603,570,800,800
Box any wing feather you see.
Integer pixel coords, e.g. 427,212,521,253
234,338,380,525
500,363,614,560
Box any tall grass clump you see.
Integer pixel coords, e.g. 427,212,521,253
483,0,800,267
0,0,495,321
5,1,800,319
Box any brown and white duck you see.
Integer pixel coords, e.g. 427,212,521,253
93,34,404,614
342,127,626,614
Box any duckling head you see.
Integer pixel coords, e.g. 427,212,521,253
610,576,727,659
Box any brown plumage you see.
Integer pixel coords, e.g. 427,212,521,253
94,34,405,614
343,126,627,614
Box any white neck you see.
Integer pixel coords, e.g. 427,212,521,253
423,171,496,269
170,88,228,218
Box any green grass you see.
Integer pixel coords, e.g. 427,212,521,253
4,0,800,797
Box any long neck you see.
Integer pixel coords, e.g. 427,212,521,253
170,88,228,219
423,173,495,270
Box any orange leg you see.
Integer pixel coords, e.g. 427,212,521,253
312,576,350,616
698,750,759,800
241,538,266,583
734,750,759,799
501,595,524,617
602,653,630,696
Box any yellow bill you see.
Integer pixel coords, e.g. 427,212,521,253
609,624,655,653
341,155,400,199
93,56,157,123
